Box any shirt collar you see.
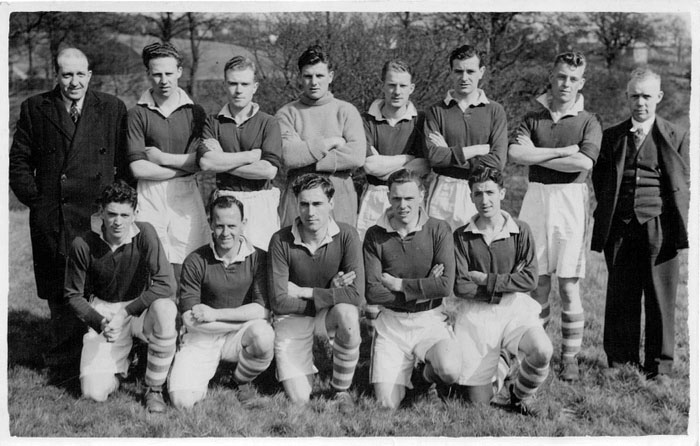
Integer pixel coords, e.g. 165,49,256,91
536,92,585,118
376,207,429,233
209,236,256,265
367,99,418,123
443,89,490,108
291,217,340,252
137,88,194,112
217,102,260,126
61,94,85,113
464,211,519,242
90,212,140,246
630,117,655,136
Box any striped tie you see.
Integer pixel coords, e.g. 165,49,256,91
633,127,645,148
70,100,80,123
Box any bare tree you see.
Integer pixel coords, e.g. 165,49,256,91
9,12,45,79
589,12,655,68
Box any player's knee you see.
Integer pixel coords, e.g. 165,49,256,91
150,298,178,332
559,278,580,302
246,322,275,357
428,340,462,384
332,304,360,344
530,338,553,366
170,390,204,409
81,375,118,402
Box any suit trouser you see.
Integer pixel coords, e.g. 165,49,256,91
603,215,678,374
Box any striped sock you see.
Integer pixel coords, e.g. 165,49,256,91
144,332,176,388
561,310,584,362
331,340,360,391
513,357,549,401
539,302,551,328
234,347,273,384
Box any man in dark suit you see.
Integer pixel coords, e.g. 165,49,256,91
591,67,689,379
10,48,129,381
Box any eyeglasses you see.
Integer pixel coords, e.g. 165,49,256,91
555,52,586,67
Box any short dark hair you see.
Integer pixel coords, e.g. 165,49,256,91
100,180,138,210
553,51,586,71
208,194,245,221
292,173,335,200
224,55,257,78
449,44,486,68
381,59,413,82
467,166,504,189
387,168,424,192
142,41,183,69
298,45,332,71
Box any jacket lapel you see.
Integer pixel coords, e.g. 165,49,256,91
38,87,74,141
612,119,631,187
71,89,101,149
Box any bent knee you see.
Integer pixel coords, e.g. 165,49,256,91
529,339,554,366
246,322,275,355
81,375,118,402
170,390,205,409
150,298,178,320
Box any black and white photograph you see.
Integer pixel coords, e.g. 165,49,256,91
3,0,697,443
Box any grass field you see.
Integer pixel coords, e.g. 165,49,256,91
6,209,692,440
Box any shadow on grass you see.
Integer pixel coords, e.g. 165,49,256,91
8,309,51,370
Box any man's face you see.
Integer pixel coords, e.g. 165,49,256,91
388,181,423,226
147,57,182,100
626,78,663,123
470,180,505,220
297,186,333,233
549,62,586,106
210,205,244,252
300,62,333,101
450,56,484,98
383,70,415,110
56,55,92,101
225,68,258,112
101,202,136,242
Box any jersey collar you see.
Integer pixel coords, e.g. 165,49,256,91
138,87,194,112
464,210,519,242
537,92,585,118
209,236,256,266
367,99,418,123
375,207,429,234
444,89,490,108
217,102,260,126
291,217,340,253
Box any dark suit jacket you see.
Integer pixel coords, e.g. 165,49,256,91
591,116,689,253
10,86,129,299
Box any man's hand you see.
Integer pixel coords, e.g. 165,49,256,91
467,271,488,286
288,281,313,299
144,146,165,165
202,138,224,152
516,135,536,150
103,308,128,342
429,263,445,278
325,136,346,152
331,271,356,288
191,303,218,323
428,132,448,148
247,149,262,163
381,273,403,292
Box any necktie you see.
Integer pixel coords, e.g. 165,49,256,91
70,100,80,124
633,127,645,149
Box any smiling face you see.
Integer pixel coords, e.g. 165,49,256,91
470,180,506,220
147,56,182,101
300,62,333,101
626,77,663,123
101,202,136,244
225,67,258,113
382,69,415,110
210,205,245,252
56,54,92,102
549,62,586,107
450,56,485,99
388,180,423,226
297,186,333,233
